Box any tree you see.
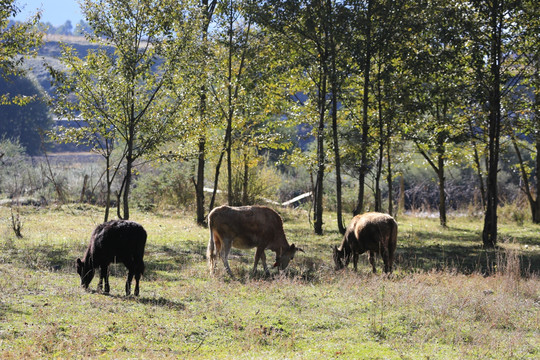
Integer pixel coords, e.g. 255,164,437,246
207,0,252,209
401,0,469,227
48,0,202,220
468,0,524,247
506,0,540,223
193,0,217,225
1,0,43,104
256,0,350,235
350,0,374,216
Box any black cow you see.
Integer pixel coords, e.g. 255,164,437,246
76,220,146,296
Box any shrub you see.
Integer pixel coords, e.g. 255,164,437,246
131,162,195,211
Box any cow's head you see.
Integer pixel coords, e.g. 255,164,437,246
274,244,304,270
333,245,346,270
76,258,94,289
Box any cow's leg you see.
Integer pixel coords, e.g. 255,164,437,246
387,249,394,274
133,259,143,296
134,271,141,296
253,247,269,276
99,265,110,293
97,269,103,292
126,270,134,296
368,251,376,273
352,253,359,271
381,246,392,274
220,238,234,277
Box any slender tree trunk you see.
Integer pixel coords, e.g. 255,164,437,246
415,133,447,228
195,136,206,223
328,2,345,234
242,152,249,205
104,154,111,222
314,70,327,235
530,56,540,223
354,0,372,216
226,7,234,204
469,119,486,210
513,137,539,223
194,0,217,225
437,149,447,227
534,135,540,223
374,69,383,212
386,119,393,216
122,119,134,220
482,0,502,248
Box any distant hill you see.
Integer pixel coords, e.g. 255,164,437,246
25,35,104,95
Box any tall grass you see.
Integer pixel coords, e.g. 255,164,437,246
0,205,538,359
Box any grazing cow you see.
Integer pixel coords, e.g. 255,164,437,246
76,220,147,296
207,205,304,277
333,212,397,274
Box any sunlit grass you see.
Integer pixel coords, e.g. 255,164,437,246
0,205,538,359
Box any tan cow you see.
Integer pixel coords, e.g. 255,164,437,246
333,212,397,273
207,205,304,277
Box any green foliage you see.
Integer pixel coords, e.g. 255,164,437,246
0,1,43,79
131,162,196,211
47,0,204,218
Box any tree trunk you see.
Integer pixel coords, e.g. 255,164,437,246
415,135,447,228
354,0,372,216
314,71,327,235
104,154,111,222
469,119,486,210
482,0,502,248
534,135,540,223
437,152,447,228
387,122,393,216
194,0,216,225
195,136,206,224
513,137,539,224
374,69,383,212
226,9,234,205
242,152,249,205
122,153,133,220
329,4,345,234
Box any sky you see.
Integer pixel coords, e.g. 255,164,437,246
13,0,83,27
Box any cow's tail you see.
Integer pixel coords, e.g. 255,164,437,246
207,219,218,275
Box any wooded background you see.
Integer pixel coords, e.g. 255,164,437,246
1,0,539,247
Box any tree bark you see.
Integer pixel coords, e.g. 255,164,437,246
482,0,502,248
328,0,345,235
354,0,372,216
195,135,206,224
194,0,217,225
314,69,327,235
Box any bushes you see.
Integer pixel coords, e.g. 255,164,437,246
131,162,196,211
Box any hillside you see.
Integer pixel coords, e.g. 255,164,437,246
25,35,104,96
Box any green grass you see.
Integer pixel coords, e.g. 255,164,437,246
0,205,539,359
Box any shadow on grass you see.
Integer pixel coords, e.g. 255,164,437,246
397,225,540,275
88,291,186,310
396,243,540,276
3,221,539,281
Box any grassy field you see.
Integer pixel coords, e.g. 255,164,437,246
0,205,538,359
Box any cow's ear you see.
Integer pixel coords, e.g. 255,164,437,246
76,258,82,266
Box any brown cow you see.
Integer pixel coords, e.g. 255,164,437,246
207,205,304,277
333,212,397,273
